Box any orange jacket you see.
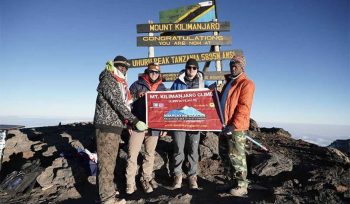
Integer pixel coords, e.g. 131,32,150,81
222,73,255,131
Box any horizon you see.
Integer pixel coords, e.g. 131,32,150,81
1,115,348,147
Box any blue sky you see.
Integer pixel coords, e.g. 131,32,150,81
1,0,349,127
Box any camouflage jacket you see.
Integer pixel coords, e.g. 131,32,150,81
93,70,138,133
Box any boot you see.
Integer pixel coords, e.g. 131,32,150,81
125,184,137,195
141,178,153,193
172,175,182,189
229,187,248,197
188,175,198,190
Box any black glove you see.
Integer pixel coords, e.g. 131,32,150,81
222,125,233,136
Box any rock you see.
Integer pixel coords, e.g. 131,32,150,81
251,152,293,176
327,147,350,164
200,132,219,157
37,157,87,190
260,127,291,137
199,144,213,160
328,139,350,156
1,122,349,204
249,118,260,131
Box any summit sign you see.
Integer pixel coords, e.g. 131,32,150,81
137,22,230,33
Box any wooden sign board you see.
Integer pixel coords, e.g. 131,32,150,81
128,50,243,68
138,71,230,82
137,22,230,33
137,35,231,46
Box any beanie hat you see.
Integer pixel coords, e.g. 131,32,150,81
230,55,246,69
147,62,160,72
185,58,199,68
113,55,130,68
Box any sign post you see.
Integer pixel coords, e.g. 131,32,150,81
134,1,242,84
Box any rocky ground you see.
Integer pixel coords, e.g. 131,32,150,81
0,121,349,204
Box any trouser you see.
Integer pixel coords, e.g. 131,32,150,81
219,131,248,188
172,131,200,177
125,130,159,185
96,129,121,202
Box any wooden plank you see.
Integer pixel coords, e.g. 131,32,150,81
137,35,231,46
139,71,230,82
137,22,230,33
128,50,243,68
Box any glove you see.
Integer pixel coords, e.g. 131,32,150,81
138,92,145,98
222,125,233,136
135,121,148,131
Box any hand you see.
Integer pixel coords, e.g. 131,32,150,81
127,126,133,136
135,121,148,131
138,92,145,98
160,131,167,137
222,125,233,136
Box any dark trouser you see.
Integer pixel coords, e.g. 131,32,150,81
96,129,121,202
219,131,248,188
172,131,200,177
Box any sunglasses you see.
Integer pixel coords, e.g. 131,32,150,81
186,66,197,70
148,70,160,74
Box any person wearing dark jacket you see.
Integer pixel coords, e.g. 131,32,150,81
170,58,205,190
93,55,147,204
125,62,167,194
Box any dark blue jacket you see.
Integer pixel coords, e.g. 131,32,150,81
170,70,205,90
129,75,166,123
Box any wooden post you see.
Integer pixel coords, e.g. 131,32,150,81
213,0,223,85
148,20,154,58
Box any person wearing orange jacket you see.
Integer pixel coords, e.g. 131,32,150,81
217,54,255,197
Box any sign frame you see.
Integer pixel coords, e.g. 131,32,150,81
137,35,231,47
128,50,243,68
137,22,230,33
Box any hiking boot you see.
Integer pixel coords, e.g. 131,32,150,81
149,178,158,189
229,187,248,197
125,184,137,195
188,175,198,190
141,178,153,193
216,183,234,192
172,175,182,189
103,198,126,204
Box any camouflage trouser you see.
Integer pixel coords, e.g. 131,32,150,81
96,129,121,202
219,131,248,188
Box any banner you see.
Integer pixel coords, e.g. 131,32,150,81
146,89,223,131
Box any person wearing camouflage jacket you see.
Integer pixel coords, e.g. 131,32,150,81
93,55,147,204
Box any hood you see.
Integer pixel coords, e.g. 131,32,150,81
99,70,110,81
178,69,204,83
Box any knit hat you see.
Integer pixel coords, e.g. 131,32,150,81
185,58,199,68
147,62,160,72
230,55,246,69
113,55,130,68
